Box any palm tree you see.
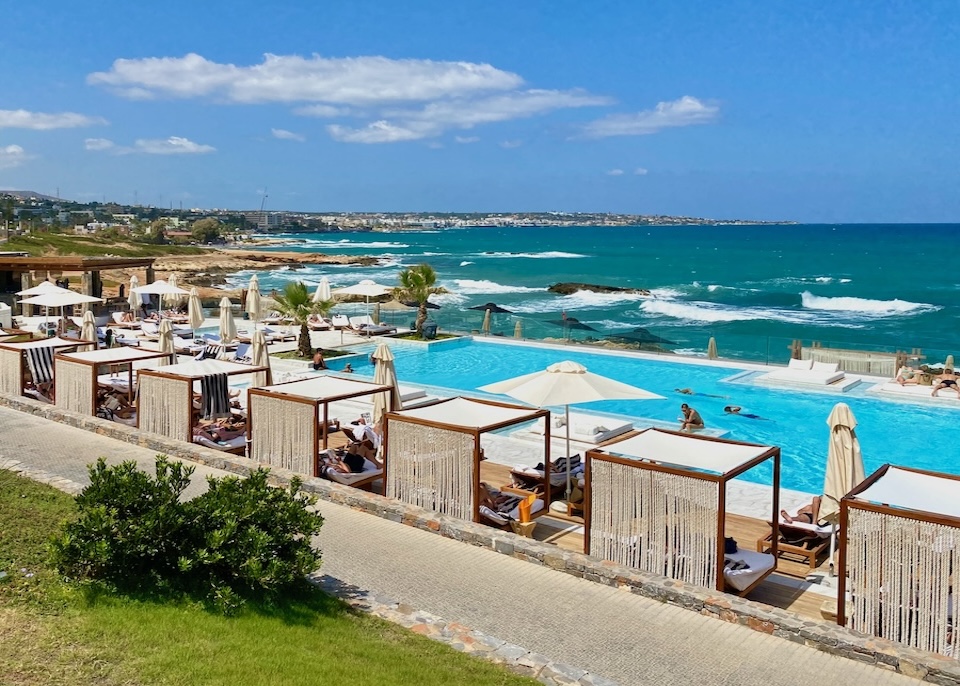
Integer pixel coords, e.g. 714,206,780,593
394,263,443,337
273,281,320,357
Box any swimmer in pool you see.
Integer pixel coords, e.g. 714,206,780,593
724,405,767,420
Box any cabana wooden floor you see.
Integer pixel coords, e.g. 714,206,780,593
479,461,835,622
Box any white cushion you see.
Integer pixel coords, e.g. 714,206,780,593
552,416,566,428
811,361,839,373
788,358,812,371
572,423,594,436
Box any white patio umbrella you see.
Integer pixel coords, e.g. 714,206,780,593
707,337,718,360
820,402,866,574
17,280,71,297
157,319,175,365
481,308,491,335
479,360,664,498
250,329,271,387
188,287,204,337
333,279,391,317
133,279,190,297
371,342,402,424
313,276,332,303
245,274,262,326
79,310,97,352
218,296,237,343
20,291,103,308
128,275,142,313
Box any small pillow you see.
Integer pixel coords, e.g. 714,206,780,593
788,358,812,371
811,361,839,373
573,423,593,436
552,416,566,428
594,425,609,434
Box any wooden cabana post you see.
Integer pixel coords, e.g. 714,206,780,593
584,428,780,596
384,397,550,523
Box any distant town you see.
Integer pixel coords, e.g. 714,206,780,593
0,190,793,239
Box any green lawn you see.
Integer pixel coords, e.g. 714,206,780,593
0,471,534,686
3,232,205,257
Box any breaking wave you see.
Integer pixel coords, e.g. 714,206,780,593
800,291,938,316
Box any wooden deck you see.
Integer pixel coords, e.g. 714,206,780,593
479,460,836,621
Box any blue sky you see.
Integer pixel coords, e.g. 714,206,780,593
1,1,957,222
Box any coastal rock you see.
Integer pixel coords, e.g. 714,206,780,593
548,283,651,296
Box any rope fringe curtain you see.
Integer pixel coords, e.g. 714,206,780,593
55,359,91,414
139,375,188,440
847,509,957,658
250,394,314,475
0,349,22,395
589,459,718,588
386,421,474,521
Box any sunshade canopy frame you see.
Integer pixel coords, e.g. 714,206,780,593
837,464,960,657
383,396,551,524
0,336,94,397
247,374,396,477
54,347,175,416
136,359,269,443
584,428,781,595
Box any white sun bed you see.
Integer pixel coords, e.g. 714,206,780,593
759,359,847,386
529,412,633,445
322,457,383,487
724,549,776,592
193,434,248,454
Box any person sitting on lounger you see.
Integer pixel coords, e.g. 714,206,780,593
680,404,704,431
932,369,960,398
325,449,382,474
896,365,920,386
724,405,767,420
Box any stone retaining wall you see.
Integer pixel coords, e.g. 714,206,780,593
3,393,958,685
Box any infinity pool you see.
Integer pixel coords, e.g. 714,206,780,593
328,338,960,494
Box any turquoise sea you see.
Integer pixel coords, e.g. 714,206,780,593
227,224,960,364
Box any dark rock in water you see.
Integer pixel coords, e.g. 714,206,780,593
548,282,651,296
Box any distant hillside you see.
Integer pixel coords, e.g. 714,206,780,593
0,190,59,201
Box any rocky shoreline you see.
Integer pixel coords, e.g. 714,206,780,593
548,282,651,296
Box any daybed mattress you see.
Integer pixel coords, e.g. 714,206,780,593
323,458,381,485
724,548,775,591
762,369,845,385
193,434,247,452
480,498,545,526
532,413,634,445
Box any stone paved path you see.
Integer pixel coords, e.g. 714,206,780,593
0,407,917,686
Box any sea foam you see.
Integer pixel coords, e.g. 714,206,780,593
800,291,938,316
640,299,826,325
475,251,587,259
450,279,547,295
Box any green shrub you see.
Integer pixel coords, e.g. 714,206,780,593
50,456,323,610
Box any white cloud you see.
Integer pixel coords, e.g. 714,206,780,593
271,128,305,142
606,168,624,176
85,138,115,151
88,52,523,105
582,96,718,138
634,167,649,175
0,145,28,169
327,121,431,144
0,109,106,130
499,140,523,149
294,104,350,118
426,141,444,149
455,136,479,144
122,136,216,155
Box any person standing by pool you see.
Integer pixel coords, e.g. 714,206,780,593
680,404,704,431
312,348,327,371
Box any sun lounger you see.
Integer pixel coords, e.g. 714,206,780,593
193,433,247,455
757,514,834,573
511,455,584,489
357,323,398,337
318,450,382,489
307,315,332,331
111,311,141,329
724,548,776,593
528,412,634,445
479,486,546,528
761,359,846,386
330,314,350,330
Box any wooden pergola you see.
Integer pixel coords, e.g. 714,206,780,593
0,336,93,398
584,428,780,595
54,347,175,416
248,375,395,477
137,359,269,443
383,397,551,523
838,464,960,657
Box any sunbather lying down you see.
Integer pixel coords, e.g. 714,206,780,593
193,417,247,443
780,495,822,526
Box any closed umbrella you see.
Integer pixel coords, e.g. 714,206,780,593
157,319,175,365
164,273,183,309
481,308,491,334
188,287,204,336
514,320,523,339
128,275,142,313
250,329,271,387
480,361,664,498
313,276,332,303
219,296,237,343
245,274,262,326
80,310,97,352
707,337,718,360
820,402,866,574
371,342,402,424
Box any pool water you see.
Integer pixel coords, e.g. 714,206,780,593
332,338,958,494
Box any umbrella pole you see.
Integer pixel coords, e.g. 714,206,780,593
565,404,572,499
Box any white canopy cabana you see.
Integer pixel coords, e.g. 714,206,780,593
248,375,394,477
384,397,551,523
54,347,175,416
838,465,960,657
0,336,92,398
585,428,780,595
137,359,268,443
